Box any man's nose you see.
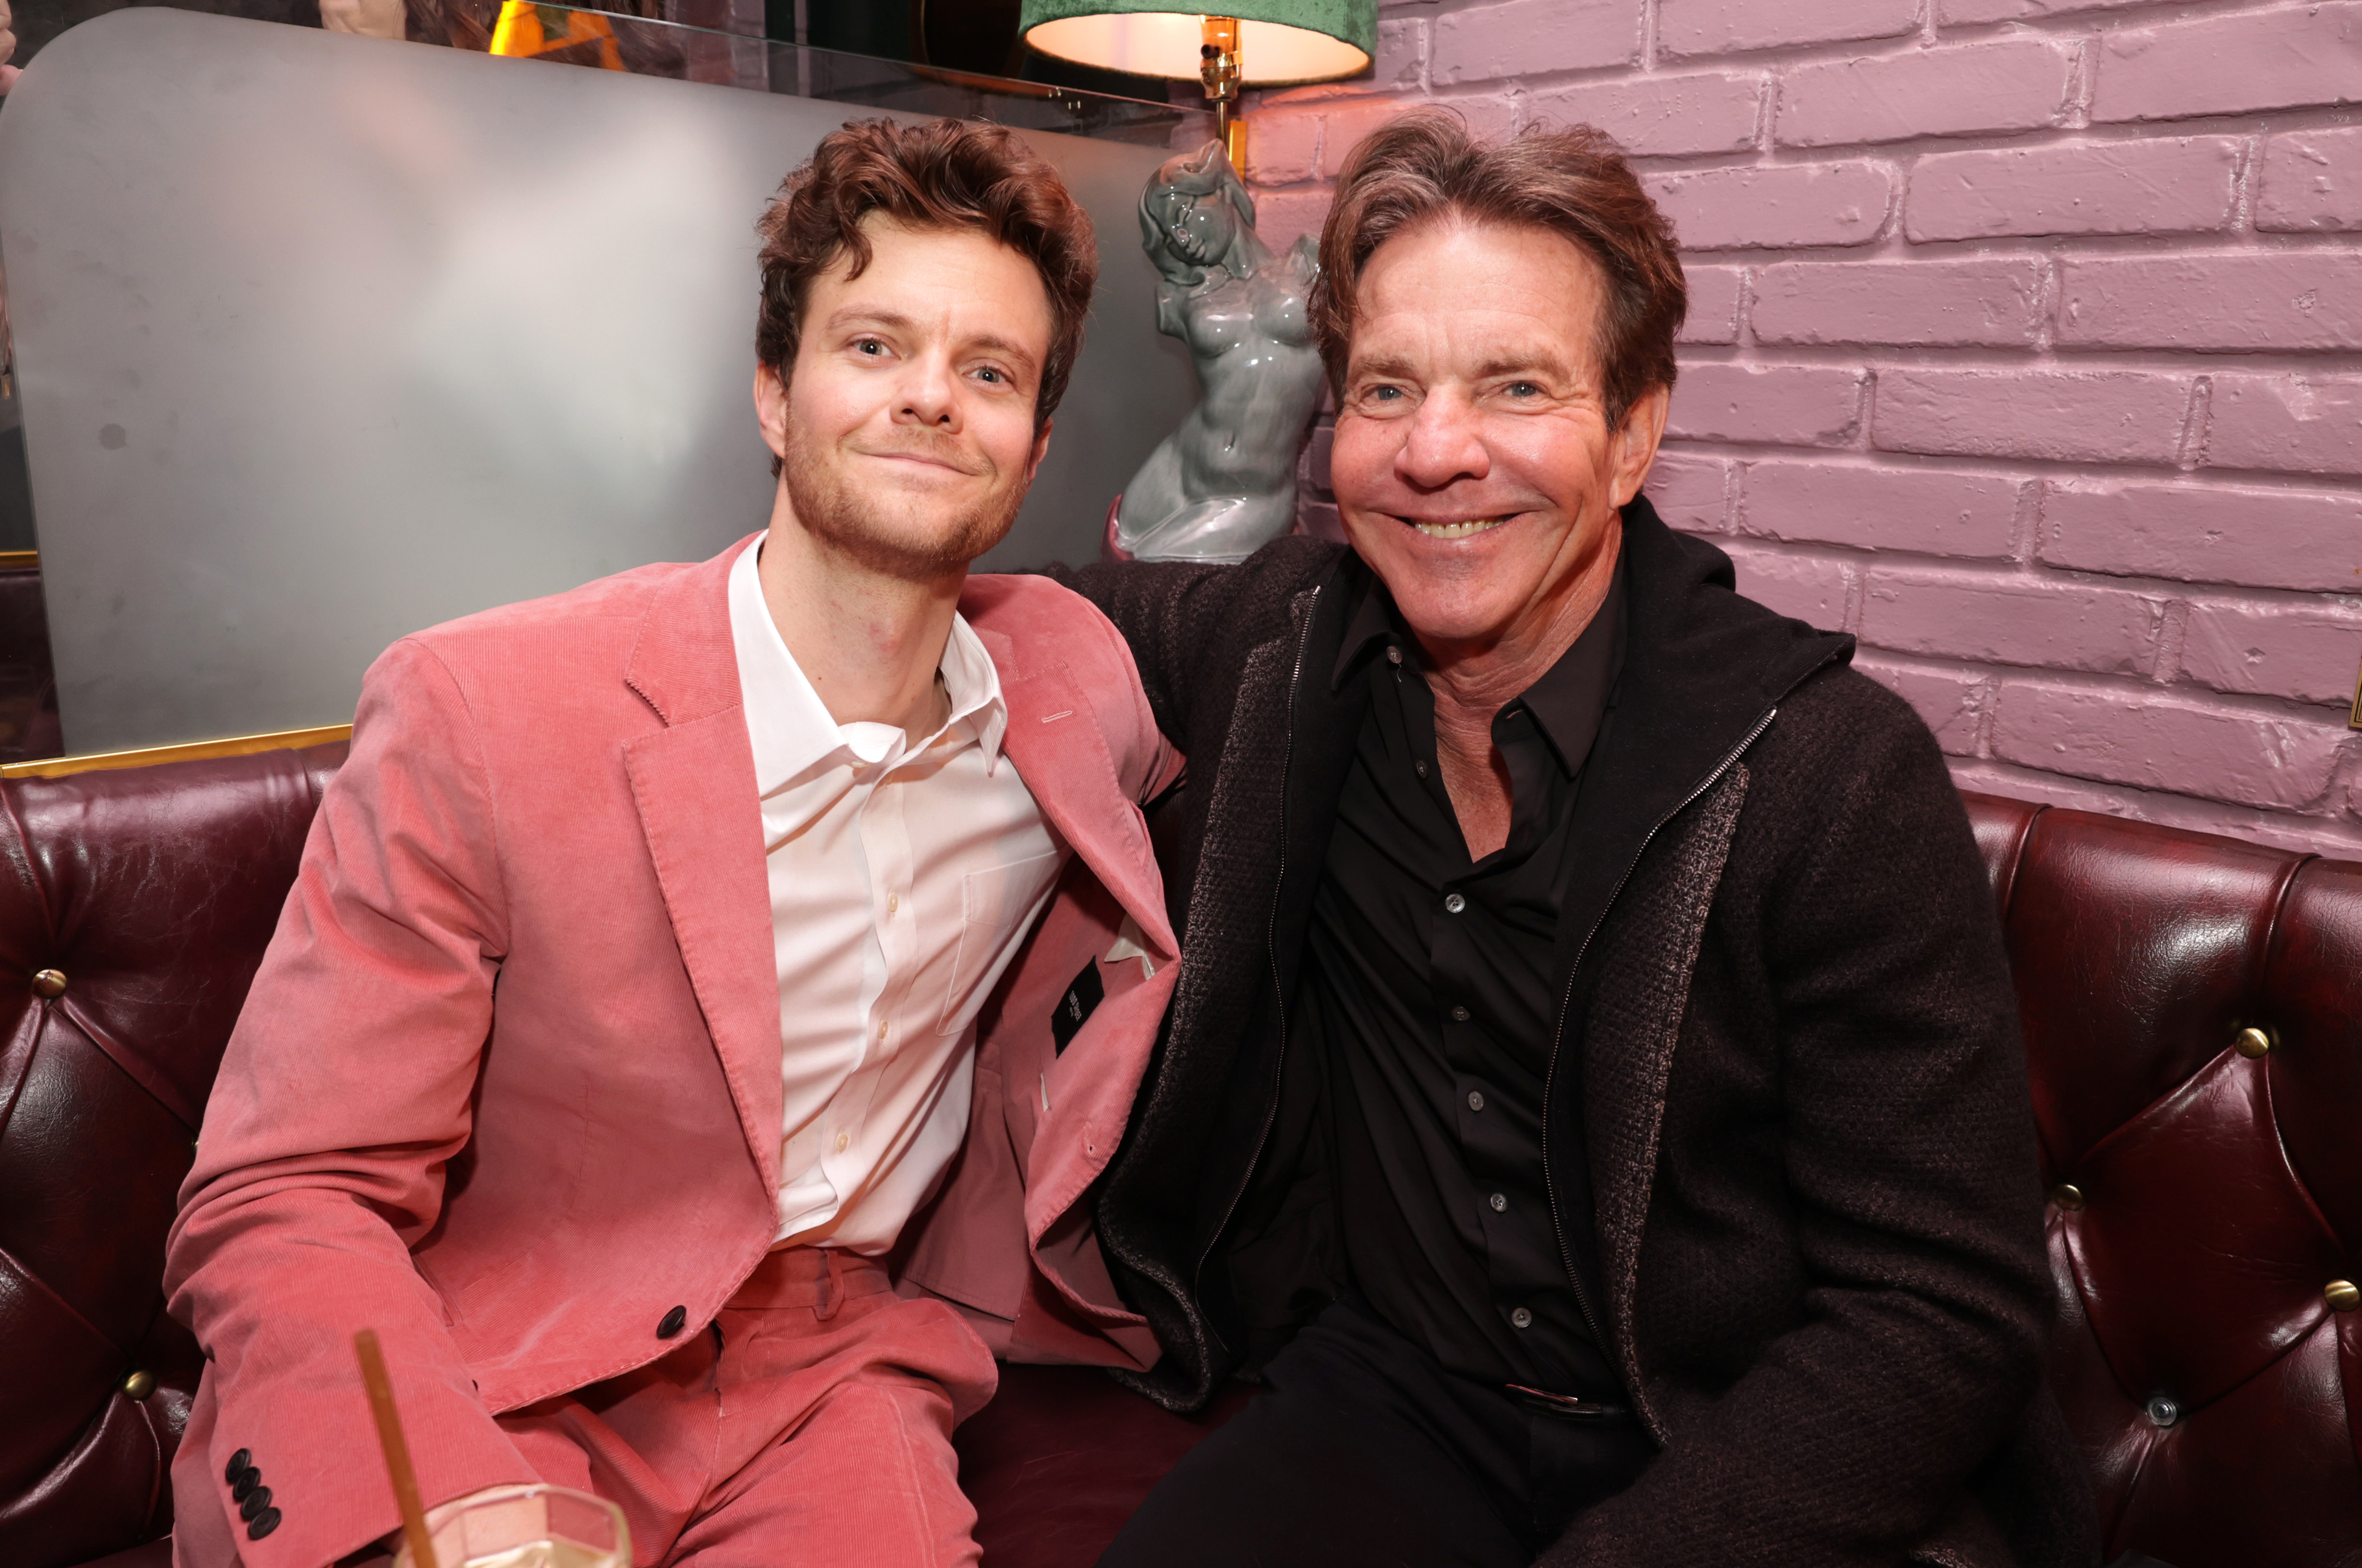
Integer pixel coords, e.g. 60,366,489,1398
1395,391,1488,490
894,352,962,430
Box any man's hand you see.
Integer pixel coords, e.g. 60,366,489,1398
1,0,23,95
319,0,408,40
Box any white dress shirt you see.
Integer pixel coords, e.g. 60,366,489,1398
727,537,1066,1253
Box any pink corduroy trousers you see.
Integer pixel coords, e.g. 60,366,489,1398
493,1246,999,1568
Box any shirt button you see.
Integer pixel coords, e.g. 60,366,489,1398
1468,1091,1485,1111
1489,1192,1508,1212
1386,645,1402,666
1415,761,1430,778
877,1022,888,1041
887,893,899,913
1511,1307,1534,1329
834,1131,849,1153
1450,1005,1470,1022
1443,892,1467,915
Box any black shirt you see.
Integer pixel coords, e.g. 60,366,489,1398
1295,565,1625,1399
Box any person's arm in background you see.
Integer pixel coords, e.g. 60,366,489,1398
319,0,408,38
1,0,21,93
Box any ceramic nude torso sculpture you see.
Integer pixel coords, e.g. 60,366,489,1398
1114,143,1325,564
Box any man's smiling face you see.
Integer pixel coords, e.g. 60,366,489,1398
759,213,1055,580
1330,217,1666,656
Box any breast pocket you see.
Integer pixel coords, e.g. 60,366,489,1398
936,849,1063,1036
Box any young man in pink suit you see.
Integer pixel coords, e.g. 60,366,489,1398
164,118,1180,1568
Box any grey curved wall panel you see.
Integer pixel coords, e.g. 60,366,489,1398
0,9,1193,754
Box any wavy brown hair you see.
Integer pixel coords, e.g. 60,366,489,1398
755,118,1097,446
1312,109,1685,425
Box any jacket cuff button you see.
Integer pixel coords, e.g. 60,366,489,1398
246,1506,282,1541
658,1305,688,1338
224,1450,252,1485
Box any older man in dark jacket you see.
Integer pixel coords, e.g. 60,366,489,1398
1050,112,2097,1568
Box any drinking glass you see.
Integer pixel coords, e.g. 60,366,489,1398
392,1484,629,1568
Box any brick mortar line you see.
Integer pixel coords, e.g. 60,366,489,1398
1659,438,2362,488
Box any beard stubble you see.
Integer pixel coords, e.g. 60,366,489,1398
779,415,1028,581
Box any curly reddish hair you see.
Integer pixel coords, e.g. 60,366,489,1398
755,118,1097,438
1311,109,1686,425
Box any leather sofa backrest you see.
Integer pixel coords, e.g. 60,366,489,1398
1962,791,2362,1568
0,744,343,1568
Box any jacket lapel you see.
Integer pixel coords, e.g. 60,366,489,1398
984,638,1176,959
620,538,783,1197
1552,498,1852,1404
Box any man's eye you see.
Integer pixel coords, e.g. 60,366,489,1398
975,367,1004,385
855,339,886,356
1368,385,1403,402
1505,381,1540,398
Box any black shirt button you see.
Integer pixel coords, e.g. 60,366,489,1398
1467,1091,1485,1111
1443,892,1466,914
232,1470,260,1502
1511,1307,1534,1329
1489,1192,1508,1212
658,1305,688,1338
247,1506,283,1541
1449,1005,1470,1022
225,1450,251,1484
239,1486,273,1522
1414,760,1429,778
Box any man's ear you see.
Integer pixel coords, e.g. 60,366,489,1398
753,361,791,461
1610,382,1672,509
1024,416,1054,487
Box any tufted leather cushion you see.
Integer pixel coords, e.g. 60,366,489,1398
4,749,2356,1568
1964,791,2362,1568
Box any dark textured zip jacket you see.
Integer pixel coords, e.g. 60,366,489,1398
1049,497,2099,1568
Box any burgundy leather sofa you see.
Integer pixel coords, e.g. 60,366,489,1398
3,742,2356,1568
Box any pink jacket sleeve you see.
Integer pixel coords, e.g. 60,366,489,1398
164,637,539,1566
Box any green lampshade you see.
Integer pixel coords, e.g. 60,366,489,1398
1019,1,1376,87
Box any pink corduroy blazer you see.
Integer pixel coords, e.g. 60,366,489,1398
162,539,1182,1568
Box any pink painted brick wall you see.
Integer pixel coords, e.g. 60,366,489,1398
1251,0,2362,854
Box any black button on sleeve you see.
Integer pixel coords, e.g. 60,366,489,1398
225,1449,251,1484
657,1305,688,1339
232,1469,259,1502
247,1506,283,1541
239,1486,273,1522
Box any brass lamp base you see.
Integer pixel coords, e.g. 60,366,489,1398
1200,16,1245,170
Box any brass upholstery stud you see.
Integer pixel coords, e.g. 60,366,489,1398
30,968,66,998
121,1369,155,1400
2328,1281,2360,1313
2234,1026,2276,1059
2050,1183,2086,1211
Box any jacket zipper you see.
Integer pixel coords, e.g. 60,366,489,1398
1193,583,1323,1301
1539,703,1782,1376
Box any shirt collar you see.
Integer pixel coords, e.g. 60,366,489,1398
1330,559,1627,778
727,535,1008,797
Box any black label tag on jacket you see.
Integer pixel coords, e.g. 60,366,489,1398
1051,960,1105,1055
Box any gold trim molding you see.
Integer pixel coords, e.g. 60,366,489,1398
0,549,38,570
1,723,354,780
